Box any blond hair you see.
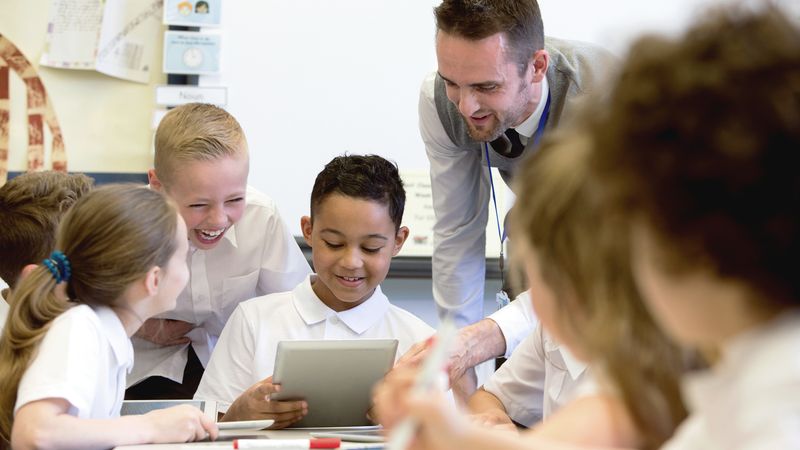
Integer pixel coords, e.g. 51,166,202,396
0,172,94,288
153,103,247,185
511,131,687,449
0,185,180,445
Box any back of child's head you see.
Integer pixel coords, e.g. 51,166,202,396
592,5,800,308
310,154,405,230
0,184,180,442
0,171,94,289
154,103,247,186
511,130,687,449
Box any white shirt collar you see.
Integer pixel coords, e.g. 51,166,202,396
513,77,550,140
292,274,390,335
543,328,587,380
92,305,134,371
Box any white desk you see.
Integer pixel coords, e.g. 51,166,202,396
116,429,383,449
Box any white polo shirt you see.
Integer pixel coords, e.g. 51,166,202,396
662,310,800,450
194,274,435,411
483,321,593,427
15,304,133,418
129,186,311,387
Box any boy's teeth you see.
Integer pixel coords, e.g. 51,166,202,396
343,276,360,281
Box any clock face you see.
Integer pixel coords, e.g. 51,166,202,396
182,47,204,68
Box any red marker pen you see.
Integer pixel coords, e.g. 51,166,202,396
233,438,340,449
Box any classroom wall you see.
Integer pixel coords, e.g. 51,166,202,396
1,0,164,175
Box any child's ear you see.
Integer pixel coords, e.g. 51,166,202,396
19,264,38,281
148,169,163,191
144,266,161,296
392,226,410,256
300,216,313,247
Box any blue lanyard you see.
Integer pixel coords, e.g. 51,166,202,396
485,94,551,295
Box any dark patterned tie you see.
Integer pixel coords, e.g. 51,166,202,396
489,128,525,158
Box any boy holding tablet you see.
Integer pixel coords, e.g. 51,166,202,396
194,154,434,427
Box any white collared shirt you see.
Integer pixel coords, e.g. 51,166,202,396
662,310,800,450
420,71,548,332
128,186,311,387
482,319,593,427
15,304,133,418
194,274,435,411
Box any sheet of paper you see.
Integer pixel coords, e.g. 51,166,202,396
40,0,104,69
94,0,163,83
399,170,508,258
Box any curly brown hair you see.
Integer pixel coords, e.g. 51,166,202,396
592,5,800,307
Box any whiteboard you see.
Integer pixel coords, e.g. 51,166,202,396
203,0,799,237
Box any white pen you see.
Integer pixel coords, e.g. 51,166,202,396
386,318,457,450
233,437,340,449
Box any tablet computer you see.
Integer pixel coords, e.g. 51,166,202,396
121,399,217,421
271,339,398,428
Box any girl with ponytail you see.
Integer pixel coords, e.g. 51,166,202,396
0,184,218,450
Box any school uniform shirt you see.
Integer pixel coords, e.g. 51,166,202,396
128,186,311,387
194,274,435,411
483,322,593,427
15,304,132,418
488,291,538,358
661,310,800,450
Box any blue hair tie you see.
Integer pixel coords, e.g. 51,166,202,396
43,251,71,283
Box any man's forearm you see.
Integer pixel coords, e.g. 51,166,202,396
459,318,506,369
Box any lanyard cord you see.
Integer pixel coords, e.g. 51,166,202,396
484,94,551,303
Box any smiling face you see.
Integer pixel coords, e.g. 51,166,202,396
436,30,545,142
301,193,408,312
151,151,248,250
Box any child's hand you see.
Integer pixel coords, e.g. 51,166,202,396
373,365,467,450
134,318,194,346
221,376,308,428
142,404,218,443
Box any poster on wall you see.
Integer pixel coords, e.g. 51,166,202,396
163,31,221,75
39,0,162,84
164,0,222,27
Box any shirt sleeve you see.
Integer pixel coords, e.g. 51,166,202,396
421,72,491,328
482,326,546,427
256,202,312,295
15,312,101,417
194,304,259,412
487,291,538,357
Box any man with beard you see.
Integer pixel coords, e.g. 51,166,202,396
409,0,614,398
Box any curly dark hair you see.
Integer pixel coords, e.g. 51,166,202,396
310,154,405,230
592,5,800,306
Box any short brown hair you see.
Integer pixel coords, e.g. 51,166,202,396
0,171,94,289
434,0,544,71
154,103,247,185
592,5,800,307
